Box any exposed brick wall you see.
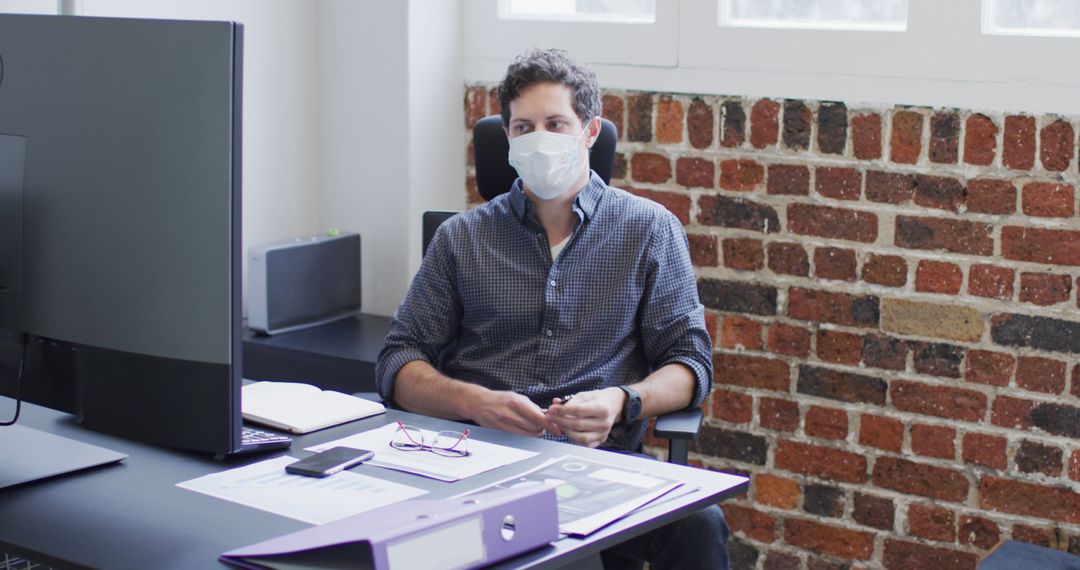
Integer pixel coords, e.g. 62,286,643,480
464,85,1080,569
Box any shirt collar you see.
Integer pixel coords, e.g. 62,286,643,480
509,170,605,224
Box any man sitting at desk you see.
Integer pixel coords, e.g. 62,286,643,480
376,48,729,570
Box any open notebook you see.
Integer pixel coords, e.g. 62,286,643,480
242,381,385,434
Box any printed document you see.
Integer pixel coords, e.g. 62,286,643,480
307,423,537,482
177,455,427,525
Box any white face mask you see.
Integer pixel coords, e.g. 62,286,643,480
507,126,589,201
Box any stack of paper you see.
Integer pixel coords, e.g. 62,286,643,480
242,381,385,434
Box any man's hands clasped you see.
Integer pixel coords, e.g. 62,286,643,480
545,387,626,448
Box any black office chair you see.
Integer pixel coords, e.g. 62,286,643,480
417,114,703,465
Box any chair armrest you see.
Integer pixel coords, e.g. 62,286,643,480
653,407,703,440
354,392,384,405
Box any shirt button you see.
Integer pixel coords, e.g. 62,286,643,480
545,329,553,337
549,280,556,287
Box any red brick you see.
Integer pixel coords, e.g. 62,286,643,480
853,493,894,530
721,100,746,148
750,99,780,149
1022,182,1075,218
967,178,1017,215
625,187,689,224
722,237,765,271
883,538,979,570
896,216,994,256
630,153,671,184
991,396,1034,429
1040,119,1074,171
1073,365,1080,399
487,86,500,115
722,503,776,543
713,388,753,424
814,247,856,282
915,260,963,294
1004,115,1036,170
968,264,1014,300
759,398,800,432
768,323,811,357
964,113,998,166
873,456,969,502
913,174,965,212
910,424,956,459
686,97,713,149
866,170,915,204
465,86,487,128
784,518,874,560
1016,356,1067,394
755,473,799,510
815,167,861,200
1019,272,1072,306
805,406,848,440
719,159,764,191
861,254,907,287
627,93,653,142
929,112,960,164
611,151,626,180
704,311,719,347
688,233,718,267
908,503,956,542
465,175,482,204
851,113,882,160
1012,524,1053,547
890,110,923,164
714,353,790,391
1002,226,1080,266
962,432,1007,470
788,288,879,328
859,412,902,451
601,94,625,141
816,330,862,365
965,350,1015,386
655,96,683,144
959,515,1001,550
789,204,878,243
675,156,714,188
891,380,987,422
767,164,810,196
863,334,908,371
720,316,764,350
1070,449,1080,482
767,242,809,277
776,440,867,483
981,476,1080,524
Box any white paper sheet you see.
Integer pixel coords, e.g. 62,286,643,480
176,455,428,525
307,423,538,482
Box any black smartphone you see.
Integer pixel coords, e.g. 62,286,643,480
284,447,374,478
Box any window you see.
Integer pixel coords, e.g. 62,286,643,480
0,0,59,15
499,0,655,24
719,0,907,31
984,0,1080,36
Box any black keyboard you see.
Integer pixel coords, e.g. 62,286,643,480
238,426,292,454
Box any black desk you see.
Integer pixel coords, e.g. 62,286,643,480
1,399,747,569
242,313,391,394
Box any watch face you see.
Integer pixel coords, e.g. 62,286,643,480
623,387,643,422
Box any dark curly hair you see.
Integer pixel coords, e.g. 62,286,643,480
498,48,601,128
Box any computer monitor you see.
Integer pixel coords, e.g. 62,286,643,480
0,14,246,456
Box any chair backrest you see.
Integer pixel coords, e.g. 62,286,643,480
473,114,618,201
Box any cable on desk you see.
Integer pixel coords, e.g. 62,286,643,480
0,333,30,426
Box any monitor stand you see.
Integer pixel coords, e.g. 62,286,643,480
0,424,127,489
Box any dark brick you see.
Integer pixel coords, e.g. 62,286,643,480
782,100,812,150
789,204,878,243
768,323,811,357
601,94,625,141
767,164,810,196
1040,119,1074,171
1015,440,1063,476
866,170,915,204
698,279,778,316
1030,403,1080,438
912,342,963,378
991,313,1080,354
861,254,907,287
969,264,1015,300
804,484,845,517
891,379,987,422
675,156,714,189
853,493,894,530
1003,115,1036,170
763,551,800,570
719,159,764,191
913,174,965,212
890,110,923,164
929,112,960,164
727,539,759,569
798,365,887,405
687,97,714,149
863,334,907,371
1002,226,1080,266
721,99,746,148
815,167,861,200
697,195,780,234
1015,356,1067,394
1013,524,1053,547
788,288,880,328
965,350,1015,386
852,113,882,160
963,433,1007,470
967,178,1017,215
814,247,857,282
980,476,1080,524
964,113,998,166
884,539,979,570
767,242,809,277
895,216,994,256
817,102,847,155
627,93,653,142
873,457,969,502
959,515,1001,550
611,152,627,180
694,425,767,465
759,398,800,432
750,99,780,149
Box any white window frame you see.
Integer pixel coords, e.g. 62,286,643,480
981,0,1080,37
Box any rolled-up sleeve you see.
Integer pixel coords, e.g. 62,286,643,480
637,212,713,408
375,225,462,404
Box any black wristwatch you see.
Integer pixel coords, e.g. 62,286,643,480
618,385,643,424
